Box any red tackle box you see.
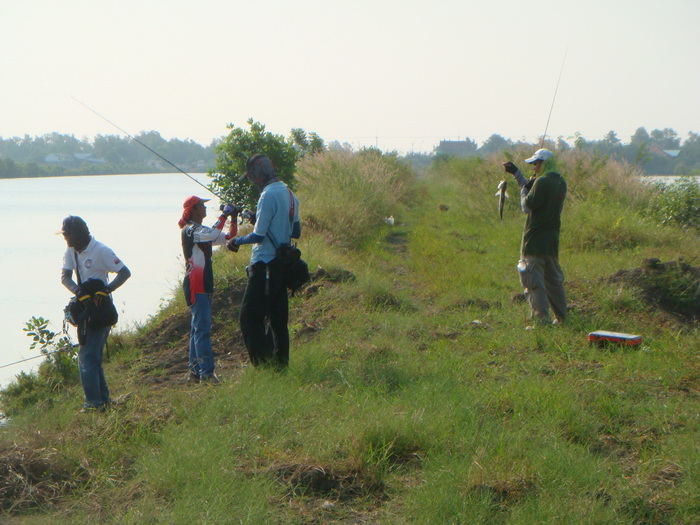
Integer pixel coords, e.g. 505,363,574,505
588,330,642,346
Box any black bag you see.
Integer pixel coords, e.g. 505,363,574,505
87,290,119,329
64,296,88,327
267,188,310,295
65,272,119,330
275,243,310,295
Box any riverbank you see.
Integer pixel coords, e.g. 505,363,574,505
1,150,699,523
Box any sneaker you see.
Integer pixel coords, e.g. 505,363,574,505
186,372,200,383
79,403,105,413
200,374,221,384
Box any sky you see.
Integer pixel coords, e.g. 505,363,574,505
1,0,699,154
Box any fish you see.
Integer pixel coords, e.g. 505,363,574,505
495,180,508,220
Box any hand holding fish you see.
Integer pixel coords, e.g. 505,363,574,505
495,179,509,220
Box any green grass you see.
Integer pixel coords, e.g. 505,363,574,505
2,150,699,523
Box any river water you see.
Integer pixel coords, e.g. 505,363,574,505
0,173,222,387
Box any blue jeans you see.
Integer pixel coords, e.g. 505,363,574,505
189,293,215,377
78,326,111,408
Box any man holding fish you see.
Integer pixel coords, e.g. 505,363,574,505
502,148,567,326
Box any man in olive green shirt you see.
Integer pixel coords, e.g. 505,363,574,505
503,148,567,325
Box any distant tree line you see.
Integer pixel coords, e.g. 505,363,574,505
432,127,700,175
0,132,217,178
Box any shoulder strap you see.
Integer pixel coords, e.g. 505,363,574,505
74,251,82,286
288,188,295,224
267,188,296,249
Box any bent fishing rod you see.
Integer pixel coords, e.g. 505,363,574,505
540,47,568,148
71,96,222,199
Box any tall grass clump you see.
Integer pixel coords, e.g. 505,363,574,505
557,150,653,210
295,149,415,249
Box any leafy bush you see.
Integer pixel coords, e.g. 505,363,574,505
209,119,300,209
296,149,415,249
651,176,700,232
0,317,78,417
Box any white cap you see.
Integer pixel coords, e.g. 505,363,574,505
525,148,553,164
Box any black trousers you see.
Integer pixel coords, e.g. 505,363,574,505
239,260,289,367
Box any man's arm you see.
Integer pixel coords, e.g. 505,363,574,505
61,269,79,294
107,266,131,292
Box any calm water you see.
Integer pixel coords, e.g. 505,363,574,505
0,173,223,387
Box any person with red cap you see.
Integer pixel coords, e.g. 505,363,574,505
503,149,568,326
180,196,237,383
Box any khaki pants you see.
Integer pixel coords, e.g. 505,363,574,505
517,255,567,323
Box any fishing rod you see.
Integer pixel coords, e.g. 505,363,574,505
540,47,568,148
0,352,53,370
71,96,222,199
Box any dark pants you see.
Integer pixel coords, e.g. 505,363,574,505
239,260,289,368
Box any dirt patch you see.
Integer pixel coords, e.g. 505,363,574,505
132,269,354,385
133,276,250,386
467,476,537,505
0,445,88,514
620,496,675,525
271,462,385,501
609,258,700,323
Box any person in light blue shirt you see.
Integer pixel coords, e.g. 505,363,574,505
228,155,301,368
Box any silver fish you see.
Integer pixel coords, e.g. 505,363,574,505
495,180,508,220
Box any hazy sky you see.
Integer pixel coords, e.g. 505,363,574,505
2,0,698,153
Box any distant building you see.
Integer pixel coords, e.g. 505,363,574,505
73,153,105,164
45,153,105,164
434,140,477,157
648,145,681,158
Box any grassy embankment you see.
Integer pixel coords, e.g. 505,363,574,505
1,148,699,523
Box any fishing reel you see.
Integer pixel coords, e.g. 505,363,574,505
220,204,244,216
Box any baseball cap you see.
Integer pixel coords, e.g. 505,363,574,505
56,215,89,235
182,195,209,209
525,148,554,164
237,154,266,182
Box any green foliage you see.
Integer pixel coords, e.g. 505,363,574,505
652,176,700,232
0,317,78,417
24,316,78,383
289,128,326,157
0,132,215,177
209,119,301,209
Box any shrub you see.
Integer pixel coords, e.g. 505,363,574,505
209,119,300,209
0,317,79,417
651,176,700,232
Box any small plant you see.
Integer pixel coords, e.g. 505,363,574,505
23,316,78,387
0,318,79,416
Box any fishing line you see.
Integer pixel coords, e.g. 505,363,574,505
0,353,53,370
71,96,222,198
540,47,568,148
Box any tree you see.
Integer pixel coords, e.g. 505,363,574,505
650,128,680,150
556,137,571,152
630,127,650,145
478,134,511,155
210,119,300,209
573,132,587,149
289,128,326,157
